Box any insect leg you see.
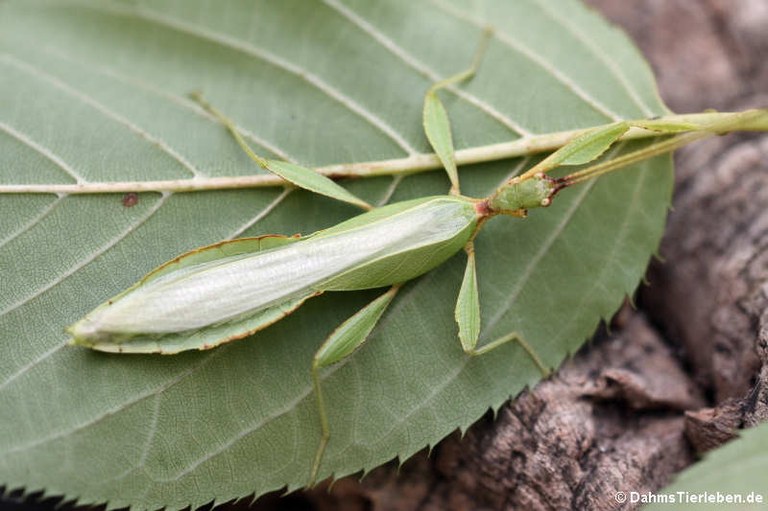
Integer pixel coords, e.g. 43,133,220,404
467,331,550,377
455,242,480,352
309,285,401,485
190,92,371,210
514,121,630,183
454,243,549,377
423,27,493,195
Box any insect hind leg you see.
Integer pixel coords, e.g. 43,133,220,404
308,286,400,486
467,331,550,378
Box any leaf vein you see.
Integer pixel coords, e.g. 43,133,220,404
483,178,598,336
0,193,169,318
105,393,162,484
526,0,657,117
1,349,223,455
44,47,298,163
160,357,356,482
0,121,84,183
321,0,532,137
90,1,418,155
429,0,623,122
557,159,653,332
225,188,293,240
0,343,64,393
0,196,63,250
1,54,206,179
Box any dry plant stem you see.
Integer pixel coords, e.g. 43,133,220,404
1,111,762,196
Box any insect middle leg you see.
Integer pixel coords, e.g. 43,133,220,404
454,241,550,376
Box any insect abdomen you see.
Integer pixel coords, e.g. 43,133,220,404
68,196,478,351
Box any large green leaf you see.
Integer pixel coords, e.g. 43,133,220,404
0,0,672,508
645,423,768,510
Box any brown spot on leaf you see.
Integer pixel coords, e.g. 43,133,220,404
122,193,139,207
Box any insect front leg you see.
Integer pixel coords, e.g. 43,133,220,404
423,27,492,195
190,92,371,210
454,242,550,376
309,285,401,486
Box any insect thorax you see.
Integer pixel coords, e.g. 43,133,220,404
488,174,557,214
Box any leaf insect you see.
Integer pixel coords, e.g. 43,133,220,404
66,29,767,485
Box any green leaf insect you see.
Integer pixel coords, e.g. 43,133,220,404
66,38,768,486
66,107,765,484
